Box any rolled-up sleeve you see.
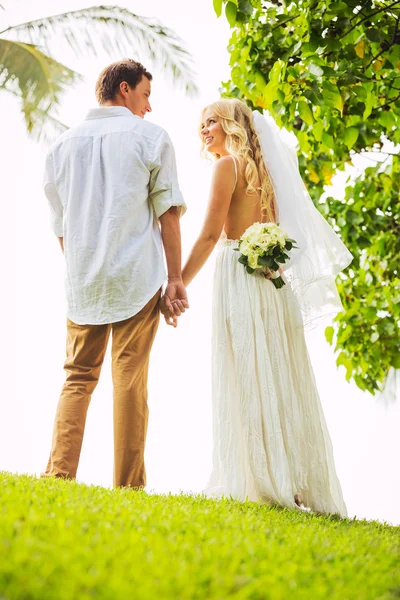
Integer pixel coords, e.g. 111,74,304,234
149,130,187,219
44,151,64,237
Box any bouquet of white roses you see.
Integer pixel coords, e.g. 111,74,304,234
235,222,297,289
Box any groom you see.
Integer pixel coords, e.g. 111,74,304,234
42,59,188,488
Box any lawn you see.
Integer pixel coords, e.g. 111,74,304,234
0,472,399,599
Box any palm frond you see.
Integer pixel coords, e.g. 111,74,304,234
1,5,198,96
24,107,69,145
0,39,80,139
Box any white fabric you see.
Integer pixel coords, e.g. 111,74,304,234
205,240,348,517
252,111,353,328
44,106,186,325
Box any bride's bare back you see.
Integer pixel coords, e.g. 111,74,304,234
181,153,273,289
223,157,269,240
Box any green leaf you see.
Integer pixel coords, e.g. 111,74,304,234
313,120,324,142
238,254,248,265
213,0,223,17
363,94,374,120
322,132,335,149
238,0,253,16
392,355,400,369
365,29,381,42
298,101,314,125
324,39,342,52
322,81,343,113
255,71,266,91
378,111,396,130
246,266,255,274
325,326,335,345
269,59,284,84
354,375,368,391
263,82,279,108
308,63,324,77
339,325,353,343
225,1,238,27
370,332,380,343
343,127,359,150
336,351,353,380
336,352,348,367
258,256,274,267
358,236,370,249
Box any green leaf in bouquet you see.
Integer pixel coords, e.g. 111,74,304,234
238,254,248,265
271,261,279,271
246,266,255,274
258,255,274,267
276,256,287,264
272,246,281,256
285,241,293,251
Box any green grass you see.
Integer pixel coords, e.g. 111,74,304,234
0,472,399,600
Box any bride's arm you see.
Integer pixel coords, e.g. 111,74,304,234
182,156,235,287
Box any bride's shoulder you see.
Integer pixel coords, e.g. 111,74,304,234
216,155,236,167
212,155,236,179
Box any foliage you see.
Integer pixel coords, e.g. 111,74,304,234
1,472,399,599
325,157,400,392
0,5,197,142
214,0,400,394
0,39,77,141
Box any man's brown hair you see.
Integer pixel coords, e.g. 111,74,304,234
95,59,152,104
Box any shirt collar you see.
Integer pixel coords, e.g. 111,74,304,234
85,106,138,120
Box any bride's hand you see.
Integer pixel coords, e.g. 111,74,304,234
264,267,284,280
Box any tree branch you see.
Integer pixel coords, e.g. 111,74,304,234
339,0,400,40
378,92,400,109
350,0,372,21
364,47,388,71
363,14,399,70
272,14,299,30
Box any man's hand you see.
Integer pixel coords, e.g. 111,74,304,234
160,278,189,327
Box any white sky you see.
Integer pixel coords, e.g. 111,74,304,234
0,0,399,525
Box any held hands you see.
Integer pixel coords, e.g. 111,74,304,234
264,267,284,280
159,278,189,328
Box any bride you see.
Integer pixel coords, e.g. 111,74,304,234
163,98,352,517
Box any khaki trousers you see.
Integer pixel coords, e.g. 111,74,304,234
43,290,161,488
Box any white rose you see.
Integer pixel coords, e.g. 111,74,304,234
240,240,250,256
242,222,262,239
278,234,287,247
248,253,260,269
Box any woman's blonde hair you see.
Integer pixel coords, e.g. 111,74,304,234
200,98,276,222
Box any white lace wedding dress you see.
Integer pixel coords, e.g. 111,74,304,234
204,238,348,517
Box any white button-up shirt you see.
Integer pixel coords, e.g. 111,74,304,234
44,106,186,325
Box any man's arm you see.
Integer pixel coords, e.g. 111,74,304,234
44,151,64,243
159,206,189,327
148,130,188,327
